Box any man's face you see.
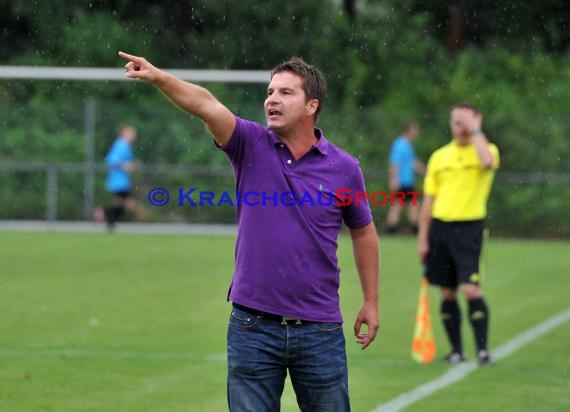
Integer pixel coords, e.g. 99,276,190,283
122,127,138,144
264,71,315,134
408,125,420,140
450,108,473,144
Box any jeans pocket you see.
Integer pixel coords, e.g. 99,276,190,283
314,322,343,333
229,308,259,329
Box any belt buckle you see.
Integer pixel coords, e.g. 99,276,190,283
281,316,302,325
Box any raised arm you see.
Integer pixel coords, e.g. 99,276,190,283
462,110,494,169
118,51,236,147
349,222,380,350
471,131,494,169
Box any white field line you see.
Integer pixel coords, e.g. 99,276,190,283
373,308,570,412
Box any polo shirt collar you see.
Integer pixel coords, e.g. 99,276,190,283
270,128,329,156
312,128,329,155
451,138,472,149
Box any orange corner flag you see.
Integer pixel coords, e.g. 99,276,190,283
411,278,437,363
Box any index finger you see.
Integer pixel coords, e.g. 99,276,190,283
353,318,362,336
118,51,142,63
361,336,373,350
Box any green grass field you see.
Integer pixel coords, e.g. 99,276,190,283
1,231,569,412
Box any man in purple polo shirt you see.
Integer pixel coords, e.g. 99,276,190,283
119,51,380,411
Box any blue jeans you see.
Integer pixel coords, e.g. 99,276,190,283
227,306,350,411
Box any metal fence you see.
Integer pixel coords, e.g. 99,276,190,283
1,159,569,224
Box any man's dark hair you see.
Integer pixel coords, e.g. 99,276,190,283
271,57,327,120
451,102,480,115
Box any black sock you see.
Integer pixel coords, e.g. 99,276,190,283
386,225,399,234
468,297,489,352
441,299,462,354
105,206,124,227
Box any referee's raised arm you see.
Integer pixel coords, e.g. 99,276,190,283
452,105,494,168
118,51,236,148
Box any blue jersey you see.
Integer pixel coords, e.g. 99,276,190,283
389,136,416,187
105,138,133,192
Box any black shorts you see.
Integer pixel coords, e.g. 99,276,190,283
112,190,132,199
397,186,417,204
425,219,485,289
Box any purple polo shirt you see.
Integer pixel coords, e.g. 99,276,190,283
217,116,372,322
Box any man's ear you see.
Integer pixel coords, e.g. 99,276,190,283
306,99,319,116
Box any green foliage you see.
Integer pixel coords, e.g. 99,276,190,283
0,1,568,236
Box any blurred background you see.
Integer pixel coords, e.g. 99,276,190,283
1,3,570,412
0,0,569,237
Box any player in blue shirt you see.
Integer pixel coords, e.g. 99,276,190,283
387,122,425,233
96,125,141,230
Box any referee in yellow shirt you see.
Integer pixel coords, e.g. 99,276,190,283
418,102,499,365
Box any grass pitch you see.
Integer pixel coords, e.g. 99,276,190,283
0,231,568,411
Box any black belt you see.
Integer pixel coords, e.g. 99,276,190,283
232,303,309,325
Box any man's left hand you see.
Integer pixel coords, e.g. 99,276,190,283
354,302,380,349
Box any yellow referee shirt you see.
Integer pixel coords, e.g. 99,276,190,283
424,139,500,222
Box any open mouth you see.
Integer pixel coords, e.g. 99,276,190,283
267,109,282,118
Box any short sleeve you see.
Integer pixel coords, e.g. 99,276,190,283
342,163,373,229
389,140,403,166
106,142,126,168
490,144,500,170
214,116,264,168
423,153,439,196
